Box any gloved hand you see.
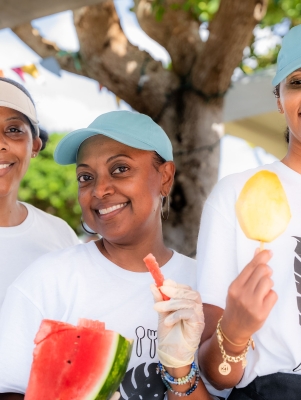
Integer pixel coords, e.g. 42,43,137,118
151,279,205,368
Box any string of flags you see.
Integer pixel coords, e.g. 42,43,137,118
0,56,122,108
0,57,61,81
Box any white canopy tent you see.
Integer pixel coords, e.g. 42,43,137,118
224,67,287,159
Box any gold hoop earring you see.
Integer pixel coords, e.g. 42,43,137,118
81,218,97,235
161,195,170,220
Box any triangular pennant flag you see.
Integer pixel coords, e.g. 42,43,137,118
0,70,4,77
116,96,121,107
21,64,39,79
12,67,25,81
98,83,103,91
40,57,61,77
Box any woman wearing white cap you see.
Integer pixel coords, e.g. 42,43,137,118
0,111,214,399
0,78,78,306
197,24,301,399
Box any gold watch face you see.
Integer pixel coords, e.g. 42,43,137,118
219,361,231,375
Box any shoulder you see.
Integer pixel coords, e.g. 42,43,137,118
167,251,197,288
24,203,79,244
24,203,72,229
12,242,89,290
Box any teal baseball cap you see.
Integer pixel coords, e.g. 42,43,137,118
272,24,301,86
54,110,173,165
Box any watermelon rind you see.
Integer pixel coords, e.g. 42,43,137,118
88,334,133,400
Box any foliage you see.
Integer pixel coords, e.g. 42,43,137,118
18,133,82,233
151,0,301,74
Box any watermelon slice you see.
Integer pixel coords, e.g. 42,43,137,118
143,253,170,301
25,319,133,400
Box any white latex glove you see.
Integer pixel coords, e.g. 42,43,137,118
151,279,205,368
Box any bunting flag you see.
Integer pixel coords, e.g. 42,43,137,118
21,64,39,78
40,57,61,77
0,70,4,77
12,67,25,81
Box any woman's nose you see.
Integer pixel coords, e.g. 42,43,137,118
0,133,9,151
92,175,114,198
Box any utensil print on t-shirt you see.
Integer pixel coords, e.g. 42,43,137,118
135,326,158,358
135,326,145,357
147,329,157,359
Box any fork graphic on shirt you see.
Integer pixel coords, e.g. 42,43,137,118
135,326,158,358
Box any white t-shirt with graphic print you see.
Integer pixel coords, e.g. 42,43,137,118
0,241,196,399
197,161,301,389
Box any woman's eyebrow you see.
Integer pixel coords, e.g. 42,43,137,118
106,154,133,164
76,163,90,169
5,116,25,122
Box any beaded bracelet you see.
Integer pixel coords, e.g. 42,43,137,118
157,362,200,396
157,361,197,385
160,367,200,397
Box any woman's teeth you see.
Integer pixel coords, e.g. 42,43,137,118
0,164,10,170
98,203,127,215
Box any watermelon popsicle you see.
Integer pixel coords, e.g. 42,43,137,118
143,253,170,301
236,170,291,250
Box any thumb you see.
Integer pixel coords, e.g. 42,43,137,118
150,283,163,303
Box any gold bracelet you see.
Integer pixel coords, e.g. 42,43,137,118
216,317,255,376
219,316,253,347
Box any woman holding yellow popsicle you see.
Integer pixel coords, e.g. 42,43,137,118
197,24,301,399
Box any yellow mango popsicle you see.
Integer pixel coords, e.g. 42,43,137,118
236,171,291,248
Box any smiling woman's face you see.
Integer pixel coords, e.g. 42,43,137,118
0,106,41,199
278,68,301,145
76,135,173,244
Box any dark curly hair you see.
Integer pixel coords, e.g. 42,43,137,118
273,83,289,144
0,77,49,150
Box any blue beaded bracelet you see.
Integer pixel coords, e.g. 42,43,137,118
157,362,200,396
157,361,197,385
160,368,200,397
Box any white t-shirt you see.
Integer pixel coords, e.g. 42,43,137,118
197,161,301,389
0,241,197,399
0,202,79,306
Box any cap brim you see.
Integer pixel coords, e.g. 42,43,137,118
54,127,160,165
272,54,301,86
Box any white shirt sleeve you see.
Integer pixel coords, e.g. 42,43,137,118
197,179,239,310
0,286,44,394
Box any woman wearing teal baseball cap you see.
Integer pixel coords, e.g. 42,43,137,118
197,24,301,399
0,110,216,400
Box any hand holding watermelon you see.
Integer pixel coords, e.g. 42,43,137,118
150,279,205,368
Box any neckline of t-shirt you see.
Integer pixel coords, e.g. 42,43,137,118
0,202,34,237
86,240,178,283
271,160,301,182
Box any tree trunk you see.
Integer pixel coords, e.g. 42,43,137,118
158,92,222,256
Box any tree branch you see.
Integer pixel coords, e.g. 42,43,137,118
191,0,268,95
12,24,83,76
73,1,180,117
13,0,179,119
134,0,203,77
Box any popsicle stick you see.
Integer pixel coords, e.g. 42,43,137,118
260,241,265,251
